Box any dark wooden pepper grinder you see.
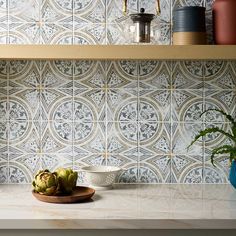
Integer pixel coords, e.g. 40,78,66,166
213,0,236,44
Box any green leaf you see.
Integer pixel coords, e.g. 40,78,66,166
200,109,236,125
210,145,233,166
187,127,235,150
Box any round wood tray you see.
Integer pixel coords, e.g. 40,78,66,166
32,186,95,204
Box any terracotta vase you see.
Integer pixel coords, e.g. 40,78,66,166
213,0,236,45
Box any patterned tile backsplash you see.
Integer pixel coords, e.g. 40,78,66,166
0,0,235,184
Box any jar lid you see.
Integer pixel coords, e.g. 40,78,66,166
130,8,155,23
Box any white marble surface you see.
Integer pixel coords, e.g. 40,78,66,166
1,184,236,229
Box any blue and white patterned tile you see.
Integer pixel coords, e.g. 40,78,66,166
171,121,204,183
204,62,236,90
203,123,233,153
40,23,73,44
139,122,171,155
106,23,129,45
9,23,41,44
76,154,107,167
172,61,204,89
203,164,228,184
74,61,106,89
140,0,171,23
141,155,171,183
172,162,203,183
139,91,171,122
172,122,204,156
106,154,135,168
204,60,227,80
139,61,171,90
73,122,105,154
9,61,40,89
74,90,105,122
46,120,73,146
107,60,138,89
107,122,138,155
41,0,72,23
139,122,165,147
118,163,138,183
0,0,7,18
9,89,40,121
41,154,73,172
204,91,236,119
74,23,106,45
41,60,73,89
9,153,41,180
8,161,32,183
172,90,204,123
172,0,205,10
9,0,40,23
107,89,137,122
8,124,40,154
106,0,138,24
0,162,8,183
159,23,171,45
74,0,105,23
0,61,8,86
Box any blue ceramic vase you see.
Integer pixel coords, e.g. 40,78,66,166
229,160,236,188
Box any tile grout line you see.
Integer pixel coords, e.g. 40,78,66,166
105,60,108,166
137,59,140,183
7,60,9,183
202,60,206,184
170,59,173,183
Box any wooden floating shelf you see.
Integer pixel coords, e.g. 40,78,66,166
0,45,236,60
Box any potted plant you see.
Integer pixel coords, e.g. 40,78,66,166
188,109,236,188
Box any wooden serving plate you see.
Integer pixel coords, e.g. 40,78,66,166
32,186,95,204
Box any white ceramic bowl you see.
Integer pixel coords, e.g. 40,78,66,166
80,166,122,190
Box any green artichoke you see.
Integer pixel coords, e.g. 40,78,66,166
32,169,59,196
55,168,78,194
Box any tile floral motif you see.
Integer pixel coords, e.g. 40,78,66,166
204,92,236,119
204,164,227,183
74,0,105,23
9,0,40,23
204,62,236,89
74,23,106,45
172,61,204,89
172,90,204,123
143,155,171,183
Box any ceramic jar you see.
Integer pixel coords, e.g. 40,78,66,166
173,6,206,45
213,0,236,44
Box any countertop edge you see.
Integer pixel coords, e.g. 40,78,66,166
1,219,236,229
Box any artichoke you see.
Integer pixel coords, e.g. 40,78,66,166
32,169,59,196
55,168,78,194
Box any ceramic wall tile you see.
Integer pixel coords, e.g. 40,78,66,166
140,155,171,183
74,23,106,45
74,0,105,23
172,90,204,123
8,161,32,183
0,163,8,183
41,0,72,23
9,0,40,23
118,164,138,183
204,90,236,119
139,61,171,90
0,0,235,184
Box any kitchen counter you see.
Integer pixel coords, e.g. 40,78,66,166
1,184,236,229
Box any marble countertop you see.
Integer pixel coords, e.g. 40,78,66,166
1,184,236,229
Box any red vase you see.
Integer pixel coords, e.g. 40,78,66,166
213,0,236,45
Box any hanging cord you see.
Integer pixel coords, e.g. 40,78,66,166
156,0,161,15
123,0,128,15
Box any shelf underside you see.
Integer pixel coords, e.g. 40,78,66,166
0,45,236,60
